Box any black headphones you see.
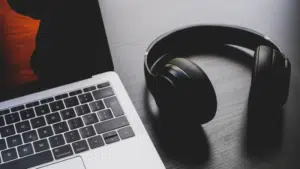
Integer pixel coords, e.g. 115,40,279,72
144,25,291,124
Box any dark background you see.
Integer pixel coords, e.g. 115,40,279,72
98,0,300,169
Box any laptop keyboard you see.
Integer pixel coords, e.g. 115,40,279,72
0,82,135,169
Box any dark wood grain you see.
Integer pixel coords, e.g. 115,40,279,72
98,1,300,168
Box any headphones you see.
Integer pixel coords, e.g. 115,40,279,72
144,25,291,125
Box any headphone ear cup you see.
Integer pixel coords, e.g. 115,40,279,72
161,58,217,124
249,45,280,109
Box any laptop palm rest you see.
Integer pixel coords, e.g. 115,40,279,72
37,157,86,169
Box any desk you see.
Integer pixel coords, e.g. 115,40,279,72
99,0,300,169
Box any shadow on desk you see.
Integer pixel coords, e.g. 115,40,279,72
144,88,211,166
143,45,284,165
242,105,284,159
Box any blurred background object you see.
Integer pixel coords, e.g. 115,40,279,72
0,0,39,88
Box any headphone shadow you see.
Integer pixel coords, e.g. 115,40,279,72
180,44,284,159
192,45,284,157
143,45,284,164
243,105,284,159
143,88,211,166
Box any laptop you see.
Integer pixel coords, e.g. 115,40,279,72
0,0,165,169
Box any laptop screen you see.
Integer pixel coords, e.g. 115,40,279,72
0,0,113,102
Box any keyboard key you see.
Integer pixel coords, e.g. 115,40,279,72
97,109,114,121
118,126,135,139
25,101,40,108
53,121,69,134
104,96,124,117
31,116,46,129
33,139,50,153
38,126,54,138
55,93,68,100
16,121,31,133
68,117,84,130
0,139,7,150
0,116,5,127
0,125,16,137
46,112,61,124
93,87,114,100
78,93,93,104
40,97,54,104
64,130,80,143
49,135,65,148
72,140,89,154
0,150,53,168
79,126,96,138
11,105,25,112
69,90,83,96
83,86,97,92
5,113,20,124
83,113,99,125
1,148,17,162
7,135,22,147
97,82,110,89
95,116,129,134
20,108,35,120
60,108,76,120
49,100,65,112
103,131,120,144
52,144,73,160
17,143,34,157
0,109,10,116
75,104,91,116
22,130,38,143
35,104,50,116
88,135,104,149
64,97,79,108
89,100,105,112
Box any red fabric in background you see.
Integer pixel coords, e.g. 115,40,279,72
0,0,39,88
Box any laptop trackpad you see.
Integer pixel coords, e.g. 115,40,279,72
38,157,86,169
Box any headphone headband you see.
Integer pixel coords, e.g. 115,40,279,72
144,24,282,78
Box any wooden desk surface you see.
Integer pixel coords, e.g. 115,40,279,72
99,0,300,168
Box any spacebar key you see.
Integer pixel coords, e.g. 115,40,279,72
0,150,53,169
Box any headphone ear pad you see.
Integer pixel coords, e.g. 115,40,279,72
165,58,217,124
249,45,278,109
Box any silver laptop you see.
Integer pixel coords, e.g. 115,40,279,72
0,1,165,169
0,72,165,169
